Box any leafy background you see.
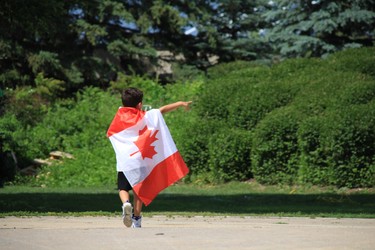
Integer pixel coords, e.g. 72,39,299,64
1,47,374,188
0,1,374,189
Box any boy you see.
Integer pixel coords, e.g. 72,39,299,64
109,87,191,228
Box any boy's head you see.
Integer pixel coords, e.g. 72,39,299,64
122,87,143,108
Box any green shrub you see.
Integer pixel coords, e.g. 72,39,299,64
297,116,338,186
327,47,375,78
331,104,375,188
1,87,119,186
4,86,47,126
198,59,312,130
0,114,23,182
208,128,252,183
192,47,375,187
206,60,260,80
23,87,118,158
0,113,31,167
299,101,375,188
4,74,66,126
33,146,116,187
251,106,303,185
332,82,375,188
226,76,300,130
109,73,165,107
195,77,232,122
198,61,269,123
295,52,375,187
176,119,223,183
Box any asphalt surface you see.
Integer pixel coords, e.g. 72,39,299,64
1,216,374,250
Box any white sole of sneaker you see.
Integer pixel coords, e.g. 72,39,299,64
122,204,132,227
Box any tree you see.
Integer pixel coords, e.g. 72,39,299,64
208,0,271,62
179,0,272,70
0,0,69,89
263,0,375,58
0,0,197,91
3,0,373,93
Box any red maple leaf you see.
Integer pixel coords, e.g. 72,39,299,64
130,125,159,159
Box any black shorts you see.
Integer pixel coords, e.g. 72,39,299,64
117,172,132,191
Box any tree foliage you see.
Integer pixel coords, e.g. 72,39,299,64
264,0,375,57
0,0,374,95
178,0,272,68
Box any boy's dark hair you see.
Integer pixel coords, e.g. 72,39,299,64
122,87,143,107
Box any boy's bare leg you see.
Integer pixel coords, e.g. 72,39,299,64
119,190,130,203
119,190,132,227
133,192,143,216
119,189,142,216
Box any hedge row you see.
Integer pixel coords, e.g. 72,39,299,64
187,47,375,187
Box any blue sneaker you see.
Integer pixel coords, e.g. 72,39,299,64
131,215,142,228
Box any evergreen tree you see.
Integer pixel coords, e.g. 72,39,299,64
2,0,373,92
0,0,69,89
0,0,196,90
264,0,375,58
208,0,271,62
180,0,272,69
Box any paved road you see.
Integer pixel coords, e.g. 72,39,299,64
1,216,374,249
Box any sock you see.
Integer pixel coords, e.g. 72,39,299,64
132,215,141,220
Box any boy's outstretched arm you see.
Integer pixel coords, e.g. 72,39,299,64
159,101,192,114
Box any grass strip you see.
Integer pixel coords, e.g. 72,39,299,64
1,182,374,218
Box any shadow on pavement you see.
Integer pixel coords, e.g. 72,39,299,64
1,191,374,216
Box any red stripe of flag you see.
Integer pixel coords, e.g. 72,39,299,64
133,151,189,206
107,108,145,137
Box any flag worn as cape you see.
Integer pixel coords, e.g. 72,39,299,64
107,107,189,206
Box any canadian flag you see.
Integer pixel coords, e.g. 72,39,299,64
107,107,189,206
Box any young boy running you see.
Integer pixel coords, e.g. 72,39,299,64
108,87,191,228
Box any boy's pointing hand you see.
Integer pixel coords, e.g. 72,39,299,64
182,101,193,111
